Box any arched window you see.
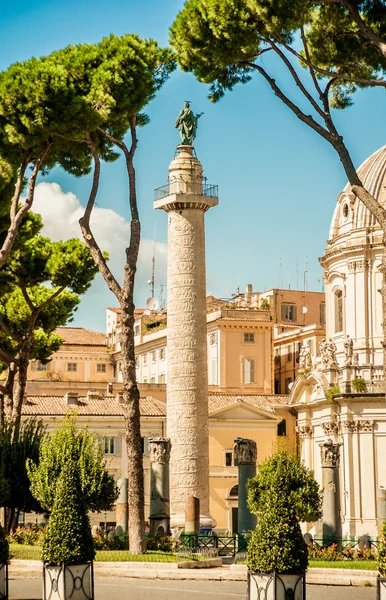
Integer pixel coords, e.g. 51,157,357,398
229,484,238,497
334,289,343,332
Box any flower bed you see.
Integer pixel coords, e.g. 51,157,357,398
308,543,377,562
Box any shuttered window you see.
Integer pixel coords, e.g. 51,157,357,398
243,358,255,384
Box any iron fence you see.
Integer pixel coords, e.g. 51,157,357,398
154,182,218,202
178,534,249,557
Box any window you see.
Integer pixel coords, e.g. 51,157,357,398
244,333,255,343
135,356,139,368
307,340,313,354
31,360,48,372
287,345,293,362
229,484,238,497
277,419,287,436
150,376,156,384
141,437,149,455
151,351,157,363
243,358,255,384
158,373,165,383
96,363,107,373
285,377,292,393
67,363,77,373
320,303,326,325
211,358,218,385
281,304,297,322
209,333,217,346
274,351,280,365
225,451,233,467
143,354,147,366
143,378,148,383
334,290,343,332
295,342,301,363
134,324,140,336
159,348,165,360
103,436,120,455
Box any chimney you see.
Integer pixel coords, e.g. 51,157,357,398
87,389,99,400
245,283,253,295
65,392,78,407
107,382,113,395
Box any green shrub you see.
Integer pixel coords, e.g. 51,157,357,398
41,458,95,566
0,526,9,564
308,543,377,562
379,521,386,575
247,451,322,574
8,525,45,546
92,530,128,550
326,386,341,403
146,536,173,552
352,378,367,393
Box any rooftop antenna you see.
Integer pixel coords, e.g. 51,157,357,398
146,229,158,311
296,254,299,290
279,257,283,289
303,255,308,292
160,284,166,310
288,269,291,290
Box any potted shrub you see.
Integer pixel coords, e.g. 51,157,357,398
246,451,322,600
378,520,386,598
0,526,9,600
42,457,95,600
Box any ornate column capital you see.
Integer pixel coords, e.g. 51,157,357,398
319,439,342,468
296,425,313,438
148,438,171,464
342,420,357,433
322,421,339,437
233,437,257,466
358,420,374,433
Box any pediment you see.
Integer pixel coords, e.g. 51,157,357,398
209,403,277,421
289,370,328,405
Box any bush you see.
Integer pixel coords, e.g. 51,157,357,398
247,451,322,574
379,521,386,575
8,525,45,546
352,378,367,393
41,458,95,566
326,386,341,402
93,530,128,551
308,543,377,562
146,536,173,552
0,526,9,564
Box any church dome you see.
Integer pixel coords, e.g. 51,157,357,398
329,145,386,241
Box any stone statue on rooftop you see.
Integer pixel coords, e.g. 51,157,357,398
175,101,203,145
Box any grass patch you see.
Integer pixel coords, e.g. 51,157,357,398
10,544,41,560
95,550,179,562
309,560,378,570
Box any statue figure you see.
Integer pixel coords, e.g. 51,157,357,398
326,338,338,367
344,334,354,366
352,352,359,367
175,101,203,145
299,345,312,371
319,338,329,367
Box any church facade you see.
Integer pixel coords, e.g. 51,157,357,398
290,146,386,539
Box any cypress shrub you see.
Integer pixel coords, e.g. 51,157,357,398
41,458,95,566
379,521,386,576
247,451,322,574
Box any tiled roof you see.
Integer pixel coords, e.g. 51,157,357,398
107,307,146,317
22,395,166,417
208,393,289,414
22,393,288,417
55,327,106,346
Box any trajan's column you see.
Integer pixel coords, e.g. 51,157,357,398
154,102,218,528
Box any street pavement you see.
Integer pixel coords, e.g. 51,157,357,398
9,576,377,600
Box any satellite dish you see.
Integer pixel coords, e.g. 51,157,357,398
146,297,159,311
143,310,151,315
302,306,308,314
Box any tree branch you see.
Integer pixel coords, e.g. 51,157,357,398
20,285,36,312
0,318,22,343
0,145,51,269
78,141,122,300
35,286,66,314
342,0,386,58
0,347,19,367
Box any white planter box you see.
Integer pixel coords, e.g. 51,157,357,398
248,572,305,600
43,563,94,600
0,563,7,599
378,576,386,600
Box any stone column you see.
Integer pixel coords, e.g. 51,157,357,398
154,145,218,529
319,439,341,544
116,478,128,532
148,438,171,536
234,438,257,537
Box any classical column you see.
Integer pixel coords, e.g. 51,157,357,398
319,439,341,544
234,438,257,537
148,437,171,536
154,144,218,529
115,478,128,532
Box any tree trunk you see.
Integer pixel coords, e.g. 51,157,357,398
120,301,145,554
2,363,17,423
12,353,28,428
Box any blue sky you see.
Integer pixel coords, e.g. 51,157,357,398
1,0,386,331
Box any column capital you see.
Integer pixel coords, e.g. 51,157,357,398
319,439,342,468
148,438,171,464
234,437,257,466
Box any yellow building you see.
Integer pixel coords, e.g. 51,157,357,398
21,386,292,532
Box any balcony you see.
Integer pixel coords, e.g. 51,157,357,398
154,181,219,202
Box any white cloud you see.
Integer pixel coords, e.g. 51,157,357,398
29,182,167,331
